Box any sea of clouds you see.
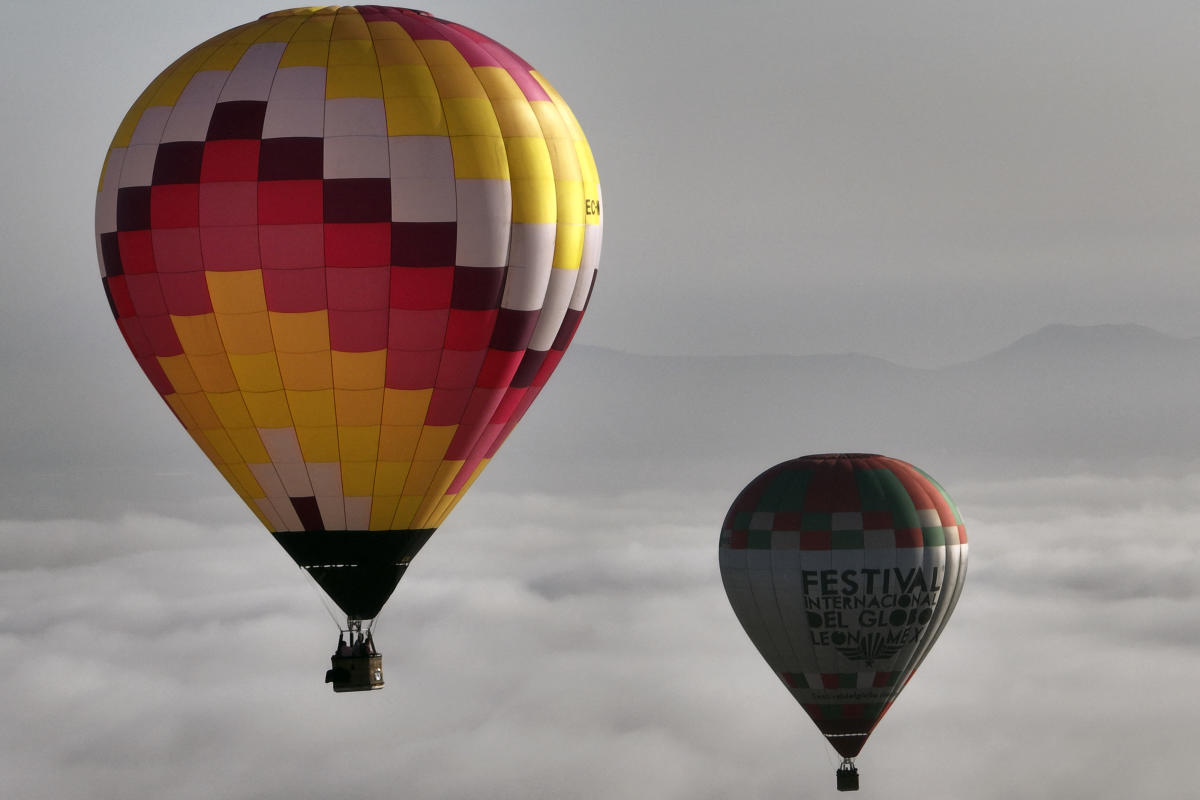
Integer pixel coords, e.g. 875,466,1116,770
3,470,1198,799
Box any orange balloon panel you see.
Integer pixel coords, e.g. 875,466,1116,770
95,7,601,616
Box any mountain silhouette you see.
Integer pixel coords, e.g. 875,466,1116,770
490,324,1200,493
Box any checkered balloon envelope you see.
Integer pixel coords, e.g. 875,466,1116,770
719,454,968,787
96,6,602,630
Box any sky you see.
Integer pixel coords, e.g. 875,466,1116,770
7,1,1200,368
3,1,1200,798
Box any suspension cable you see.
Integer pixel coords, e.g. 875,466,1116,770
296,565,345,631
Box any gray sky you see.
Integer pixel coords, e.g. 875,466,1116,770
7,1,1200,367
3,1,1200,797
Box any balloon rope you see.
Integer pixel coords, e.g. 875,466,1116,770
296,565,346,631
822,739,836,770
366,605,384,634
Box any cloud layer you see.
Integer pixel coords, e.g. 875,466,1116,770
3,476,1199,799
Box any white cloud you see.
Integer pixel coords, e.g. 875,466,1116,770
2,478,1198,799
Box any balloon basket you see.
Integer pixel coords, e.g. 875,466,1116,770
326,653,384,692
836,760,859,792
325,626,384,692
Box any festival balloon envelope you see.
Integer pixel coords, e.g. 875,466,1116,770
95,6,601,678
718,454,967,786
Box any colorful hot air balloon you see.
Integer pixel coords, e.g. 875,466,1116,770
718,454,967,791
95,6,601,691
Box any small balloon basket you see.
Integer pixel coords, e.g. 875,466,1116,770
836,759,860,792
325,621,384,693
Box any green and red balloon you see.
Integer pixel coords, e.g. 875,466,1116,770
719,454,968,790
